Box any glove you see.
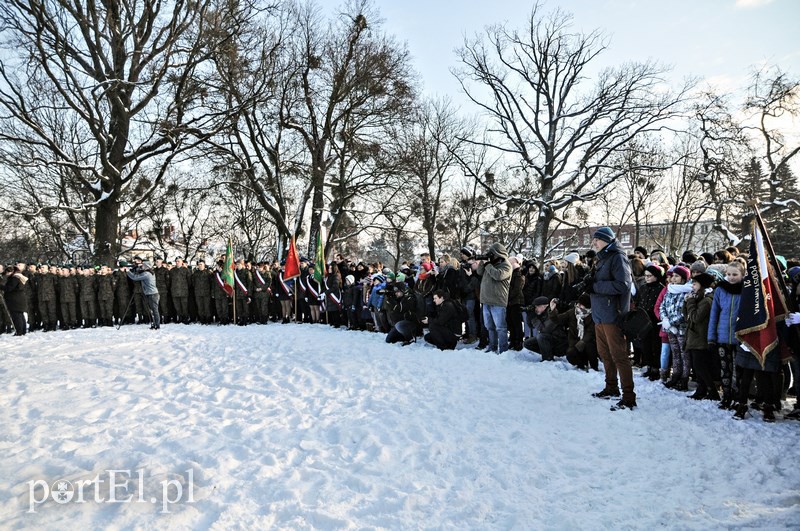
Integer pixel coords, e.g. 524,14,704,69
704,287,713,296
786,312,800,326
582,276,595,294
660,318,671,330
669,326,679,335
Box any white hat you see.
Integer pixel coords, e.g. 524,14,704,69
564,252,580,265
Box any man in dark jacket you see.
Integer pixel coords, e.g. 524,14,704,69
386,282,419,345
3,264,28,335
523,296,568,361
585,227,635,410
422,290,462,350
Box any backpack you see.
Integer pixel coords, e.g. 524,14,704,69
451,298,469,324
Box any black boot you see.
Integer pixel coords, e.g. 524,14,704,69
664,377,680,389
762,404,775,423
733,403,749,420
679,378,689,392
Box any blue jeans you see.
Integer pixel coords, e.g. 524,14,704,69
465,298,477,338
482,304,508,353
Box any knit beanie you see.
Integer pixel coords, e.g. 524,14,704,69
645,264,665,282
592,227,616,243
671,265,690,281
689,260,707,275
692,272,715,290
564,252,580,265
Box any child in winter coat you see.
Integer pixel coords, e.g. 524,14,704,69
707,261,744,409
684,273,718,400
637,264,666,380
659,265,693,390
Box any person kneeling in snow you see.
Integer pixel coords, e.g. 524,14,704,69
550,294,597,371
385,282,419,345
421,290,462,350
523,296,568,361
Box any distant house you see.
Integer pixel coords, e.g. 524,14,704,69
481,220,731,259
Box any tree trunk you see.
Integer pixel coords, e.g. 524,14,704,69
94,195,120,266
532,209,554,263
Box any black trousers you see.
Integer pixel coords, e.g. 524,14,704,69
424,324,458,350
11,311,27,335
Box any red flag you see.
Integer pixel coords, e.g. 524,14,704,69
284,236,301,280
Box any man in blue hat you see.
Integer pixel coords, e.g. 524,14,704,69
584,227,636,411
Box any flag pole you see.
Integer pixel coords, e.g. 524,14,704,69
294,281,298,323
748,200,794,310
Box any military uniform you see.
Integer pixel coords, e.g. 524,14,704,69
77,272,97,327
114,268,133,324
170,264,191,323
211,268,231,324
154,264,170,323
36,269,58,331
233,266,252,325
57,270,78,329
25,267,40,331
96,271,116,326
192,267,213,324
252,267,272,324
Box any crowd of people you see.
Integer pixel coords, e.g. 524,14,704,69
3,227,800,419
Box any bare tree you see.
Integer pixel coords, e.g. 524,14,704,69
454,3,693,261
0,0,220,265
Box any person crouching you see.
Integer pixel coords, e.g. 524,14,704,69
422,290,462,350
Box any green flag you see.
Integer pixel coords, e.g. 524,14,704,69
313,229,326,283
222,238,235,296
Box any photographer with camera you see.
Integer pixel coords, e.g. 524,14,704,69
470,242,512,354
584,227,635,411
127,260,161,330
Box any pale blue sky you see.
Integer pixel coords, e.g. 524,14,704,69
351,0,800,101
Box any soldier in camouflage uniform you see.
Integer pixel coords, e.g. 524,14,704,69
170,257,191,323
36,264,58,331
253,261,272,324
96,265,116,327
114,261,134,324
24,263,40,331
234,259,252,326
77,267,98,328
57,266,78,329
154,257,171,324
192,260,213,324
211,260,231,324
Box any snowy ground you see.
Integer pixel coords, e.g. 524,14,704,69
1,324,799,530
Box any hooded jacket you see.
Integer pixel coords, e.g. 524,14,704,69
476,243,512,307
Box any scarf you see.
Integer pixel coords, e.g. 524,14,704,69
575,306,591,340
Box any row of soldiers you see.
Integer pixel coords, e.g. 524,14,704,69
0,257,283,334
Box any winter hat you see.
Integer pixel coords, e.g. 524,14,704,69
645,264,665,282
139,261,152,271
564,252,580,265
692,272,716,290
459,246,475,259
396,272,406,283
382,267,393,276
689,260,707,275
345,274,355,286
592,227,616,243
372,273,386,283
533,296,550,306
547,264,557,273
706,267,725,284
682,250,698,264
788,266,800,284
776,255,787,271
578,293,591,309
671,265,690,281
386,272,396,281
634,246,648,257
